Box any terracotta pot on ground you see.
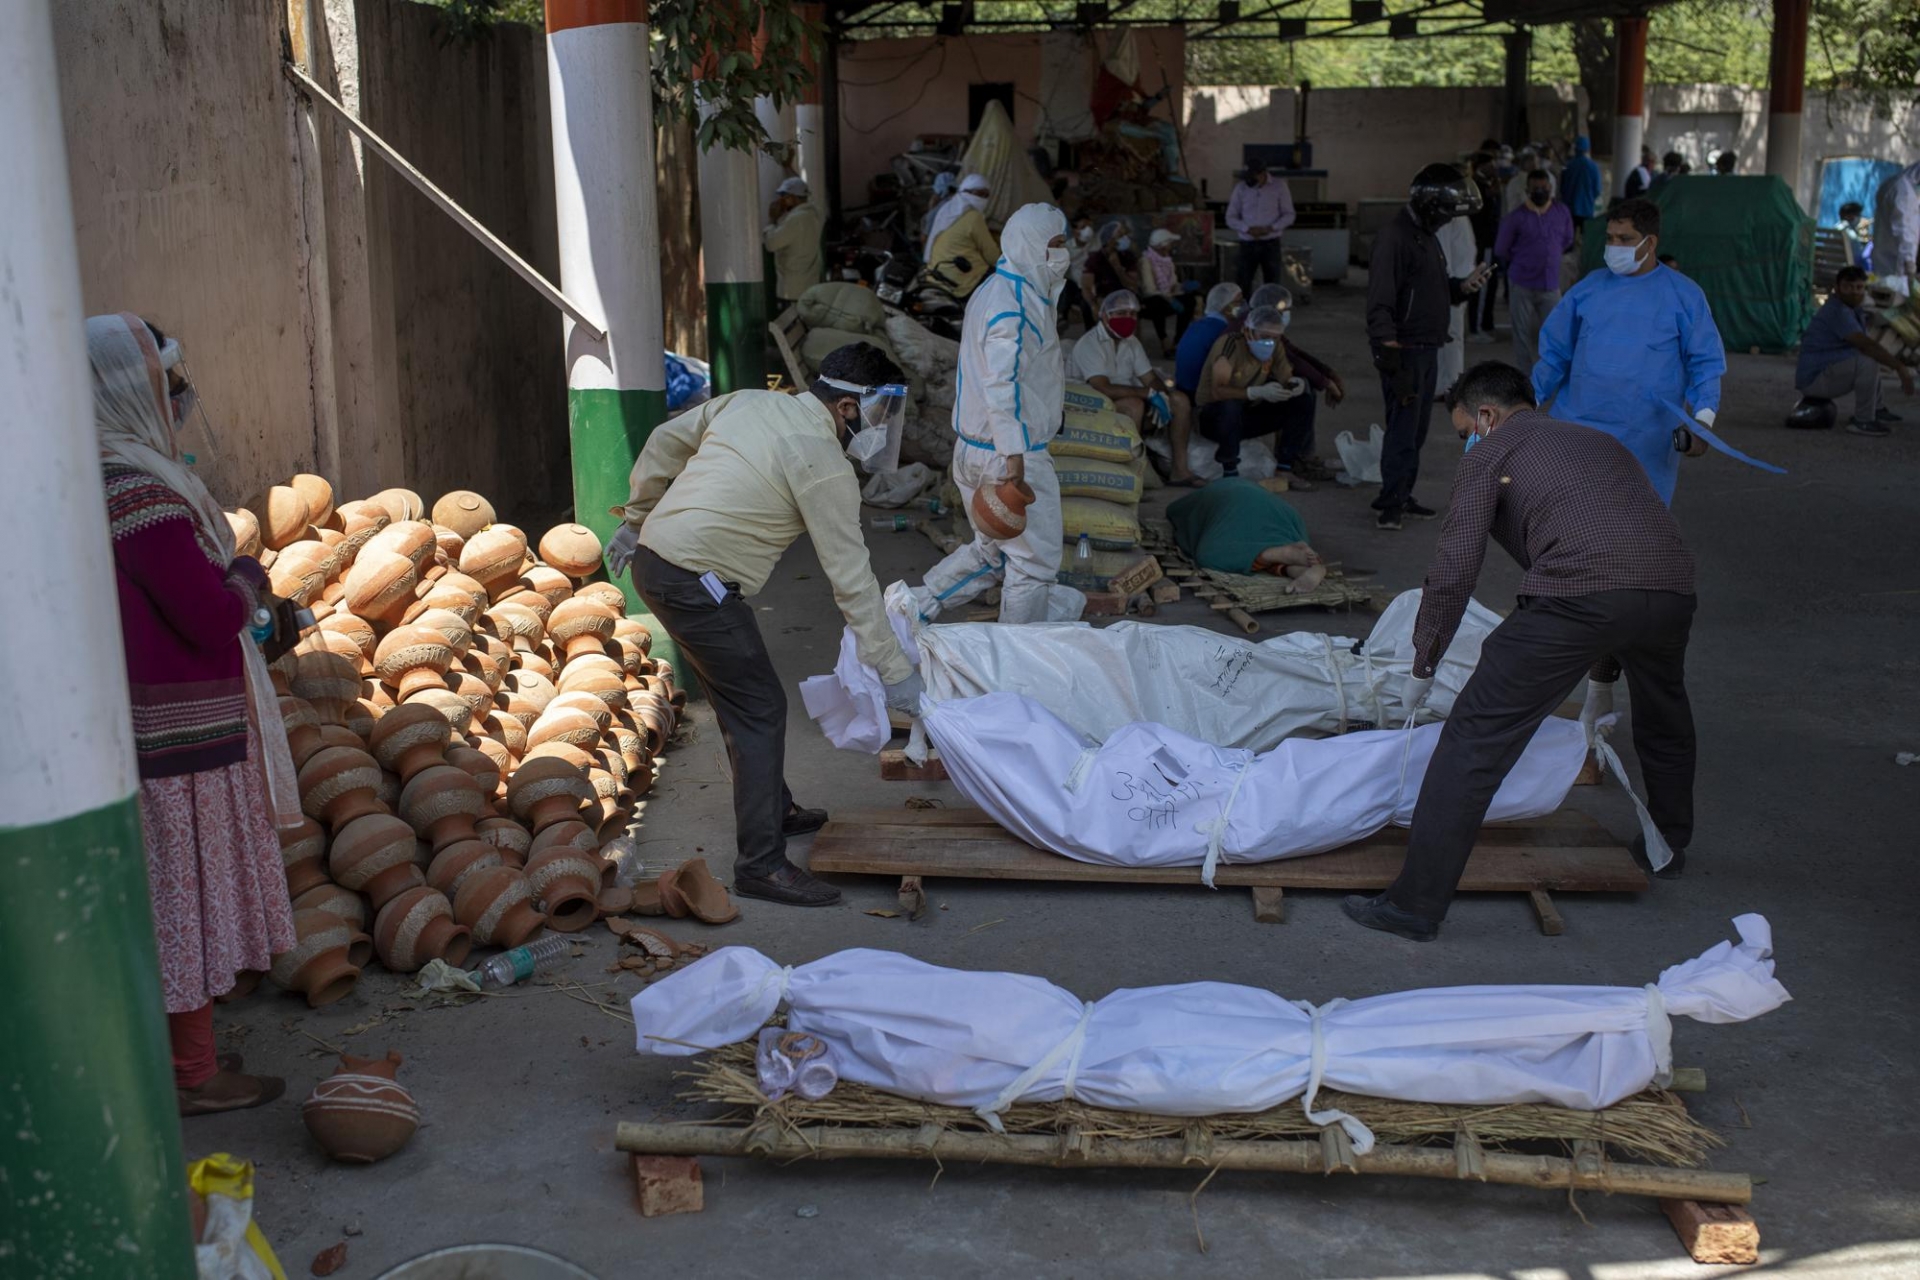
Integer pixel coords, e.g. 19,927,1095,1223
445,743,500,799
226,508,262,558
373,886,471,971
613,616,652,657
453,866,546,948
279,819,331,898
474,816,532,867
292,882,367,931
364,519,437,569
546,598,620,663
268,909,362,1007
538,523,603,579
432,490,496,540
507,756,595,832
460,525,529,597
483,601,546,654
398,764,487,852
329,812,426,910
303,1050,418,1164
659,860,740,925
277,696,323,764
527,705,601,754
374,625,455,701
523,846,602,932
501,669,556,730
367,702,452,783
557,665,627,714
251,485,309,550
298,746,387,832
413,607,476,657
572,582,628,613
521,565,574,613
342,550,420,626
290,650,365,727
403,687,476,737
426,839,504,899
317,613,377,673
333,502,390,563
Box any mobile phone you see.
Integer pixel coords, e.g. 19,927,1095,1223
698,570,729,605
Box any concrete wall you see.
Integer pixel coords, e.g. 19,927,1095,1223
837,28,1187,204
54,2,319,506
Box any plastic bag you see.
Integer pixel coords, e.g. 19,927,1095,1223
861,463,933,508
756,1026,839,1101
1146,433,1278,482
188,1154,287,1280
1335,424,1385,485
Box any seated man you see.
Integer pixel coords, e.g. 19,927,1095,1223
1167,476,1326,594
924,175,1000,300
1795,265,1913,437
1193,301,1328,485
1175,282,1244,397
1837,201,1871,271
1072,288,1201,487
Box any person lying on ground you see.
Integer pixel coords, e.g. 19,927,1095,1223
1071,288,1200,487
1167,476,1327,595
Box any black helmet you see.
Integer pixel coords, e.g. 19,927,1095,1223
1408,162,1481,230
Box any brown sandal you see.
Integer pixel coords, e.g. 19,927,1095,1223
178,1069,286,1117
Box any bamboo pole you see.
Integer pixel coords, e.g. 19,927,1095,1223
614,1122,1751,1204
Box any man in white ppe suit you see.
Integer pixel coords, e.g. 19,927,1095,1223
1870,162,1920,299
915,203,1084,624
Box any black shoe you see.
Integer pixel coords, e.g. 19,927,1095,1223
1341,892,1438,942
1630,837,1687,880
1848,417,1891,437
1877,406,1902,423
1375,508,1404,531
782,806,829,837
1402,498,1439,520
733,862,843,907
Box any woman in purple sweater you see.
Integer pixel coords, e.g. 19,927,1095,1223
89,313,300,1115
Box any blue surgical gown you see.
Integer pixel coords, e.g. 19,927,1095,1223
1532,265,1726,503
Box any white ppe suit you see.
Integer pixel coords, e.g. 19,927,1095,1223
919,203,1086,624
1870,163,1920,298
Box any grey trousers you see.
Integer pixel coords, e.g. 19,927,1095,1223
1509,286,1561,374
1799,353,1882,422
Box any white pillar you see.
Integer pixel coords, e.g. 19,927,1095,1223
796,102,825,208
697,97,769,391
754,95,795,208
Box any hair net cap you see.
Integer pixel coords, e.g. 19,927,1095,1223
960,173,991,193
1247,283,1289,312
1100,289,1141,316
1098,220,1127,245
1246,304,1288,335
1204,282,1243,315
777,176,810,198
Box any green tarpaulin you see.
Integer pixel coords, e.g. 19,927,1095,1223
1578,176,1814,354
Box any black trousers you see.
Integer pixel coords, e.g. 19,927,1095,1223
1469,248,1498,333
1388,590,1698,922
1140,294,1193,356
1198,395,1316,474
1059,279,1095,330
634,546,794,880
1236,238,1282,294
1372,344,1438,510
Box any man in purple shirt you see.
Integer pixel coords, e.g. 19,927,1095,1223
1225,160,1296,295
1493,169,1575,371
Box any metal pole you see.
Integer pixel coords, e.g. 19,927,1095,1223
0,3,195,1273
1611,15,1648,199
1502,28,1532,147
1765,0,1808,205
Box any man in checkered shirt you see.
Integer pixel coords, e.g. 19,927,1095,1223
1345,361,1698,943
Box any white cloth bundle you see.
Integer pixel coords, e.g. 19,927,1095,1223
631,917,1789,1150
922,691,1587,881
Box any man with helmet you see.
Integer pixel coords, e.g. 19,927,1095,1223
914,203,1086,624
1365,162,1493,530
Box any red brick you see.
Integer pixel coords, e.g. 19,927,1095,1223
631,1154,704,1217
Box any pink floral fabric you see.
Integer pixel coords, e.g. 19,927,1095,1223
138,736,297,1012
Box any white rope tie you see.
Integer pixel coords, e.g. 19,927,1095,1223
1591,726,1675,873
975,1004,1094,1132
1644,983,1673,1089
903,714,931,766
1291,998,1374,1153
1199,751,1256,888
1320,634,1350,733
747,964,795,1017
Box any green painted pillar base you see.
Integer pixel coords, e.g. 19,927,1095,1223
706,279,769,394
1,798,195,1278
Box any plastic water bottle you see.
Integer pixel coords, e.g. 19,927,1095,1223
1075,533,1092,563
248,607,275,645
869,515,916,532
476,934,570,989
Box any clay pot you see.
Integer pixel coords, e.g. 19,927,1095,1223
442,671,495,734
268,541,331,605
520,565,574,614
226,508,262,558
342,550,419,625
609,718,646,775
528,818,599,862
425,838,503,898
252,485,310,551
467,737,513,799
329,812,425,909
461,525,529,596
972,477,1035,540
303,1050,418,1163
572,582,628,613
374,625,455,701
546,690,612,735
501,669,556,730
317,613,377,673
413,607,475,657
556,665,627,716
613,616,652,656
373,886,470,971
507,756,594,832
586,767,622,826
398,764,487,852
630,699,673,757
518,648,556,681
474,816,532,867
299,746,386,832
480,709,528,757
538,524,603,578
522,741,596,774
547,598,619,663
367,702,452,782
375,768,403,813
365,520,437,569
431,490,496,540
278,697,324,768
291,882,368,932
483,601,545,654
279,818,331,898
287,473,335,528
445,744,501,799
268,909,362,1007
430,525,465,567
453,866,546,948
461,649,501,697
523,846,602,932
334,501,390,560
527,706,601,754
290,650,364,727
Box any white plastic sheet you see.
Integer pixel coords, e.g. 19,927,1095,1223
631,917,1790,1150
923,691,1586,879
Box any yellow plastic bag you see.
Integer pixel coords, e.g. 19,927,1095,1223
1060,496,1141,551
1055,457,1144,504
187,1154,287,1280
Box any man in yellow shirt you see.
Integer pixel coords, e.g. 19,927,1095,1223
762,176,823,310
924,174,1000,300
606,343,923,906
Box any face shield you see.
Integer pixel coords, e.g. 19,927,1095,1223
821,375,909,473
155,335,219,468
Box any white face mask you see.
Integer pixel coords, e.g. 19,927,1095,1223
1604,237,1648,276
1044,246,1072,279
846,422,890,467
1076,226,1093,244
962,192,988,212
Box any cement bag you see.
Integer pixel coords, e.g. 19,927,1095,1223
1054,457,1144,504
1064,381,1116,423
1052,410,1141,464
862,463,933,508
1060,496,1140,550
1335,424,1385,485
1058,543,1153,592
798,281,887,335
633,921,1788,1134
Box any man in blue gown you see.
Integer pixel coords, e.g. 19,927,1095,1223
1532,198,1726,504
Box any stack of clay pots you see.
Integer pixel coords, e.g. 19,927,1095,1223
241,478,683,1008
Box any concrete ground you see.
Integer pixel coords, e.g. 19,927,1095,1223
193,277,1920,1279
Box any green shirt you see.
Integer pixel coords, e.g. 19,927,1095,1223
1167,477,1308,574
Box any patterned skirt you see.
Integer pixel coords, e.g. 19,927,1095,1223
138,735,297,1013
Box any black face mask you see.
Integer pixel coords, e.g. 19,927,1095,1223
1528,189,1551,206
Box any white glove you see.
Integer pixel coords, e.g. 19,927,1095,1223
1246,382,1284,403
1400,674,1435,727
1579,678,1616,744
1693,407,1716,429
605,523,639,578
883,670,926,715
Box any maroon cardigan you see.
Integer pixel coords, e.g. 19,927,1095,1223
105,464,261,779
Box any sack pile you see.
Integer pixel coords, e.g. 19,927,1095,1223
1052,382,1149,591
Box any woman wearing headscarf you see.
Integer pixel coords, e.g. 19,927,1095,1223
89,313,300,1115
1136,227,1193,356
923,173,1000,299
1087,220,1141,302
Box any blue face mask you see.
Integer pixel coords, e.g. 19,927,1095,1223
1463,432,1481,453
1247,338,1277,360
1116,236,1133,252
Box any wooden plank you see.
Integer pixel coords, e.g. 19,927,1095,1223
1661,1199,1760,1264
1250,885,1286,923
1528,889,1565,936
827,805,1611,844
879,749,948,782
